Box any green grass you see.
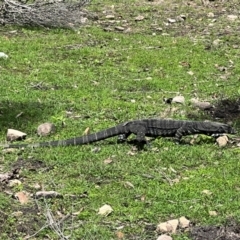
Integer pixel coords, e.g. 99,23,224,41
1,0,240,239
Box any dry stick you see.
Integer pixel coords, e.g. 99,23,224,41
46,208,67,239
26,198,71,240
4,0,32,9
25,224,49,239
157,169,174,185
44,199,70,240
167,199,200,204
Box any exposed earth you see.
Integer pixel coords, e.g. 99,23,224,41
191,220,240,240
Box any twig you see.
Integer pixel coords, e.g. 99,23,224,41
44,201,69,240
25,198,72,240
25,224,49,239
5,0,32,9
157,169,174,185
167,198,200,204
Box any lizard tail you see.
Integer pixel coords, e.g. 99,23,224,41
39,125,126,147
1,125,126,148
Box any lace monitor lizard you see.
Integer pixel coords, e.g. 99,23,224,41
0,119,235,148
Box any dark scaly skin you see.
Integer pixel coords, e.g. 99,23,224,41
0,119,235,148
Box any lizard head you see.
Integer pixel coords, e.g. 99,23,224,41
212,122,236,134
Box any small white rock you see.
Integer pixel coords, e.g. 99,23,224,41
9,179,22,187
180,14,186,20
191,98,213,110
179,216,190,228
124,181,134,188
7,129,27,141
207,12,215,18
216,135,228,147
157,222,168,233
209,210,218,216
2,148,18,154
196,102,212,110
80,17,88,24
0,52,8,59
227,15,238,21
105,15,115,19
135,15,145,21
177,15,185,22
33,183,41,190
157,219,179,233
155,27,163,32
187,71,194,75
37,122,56,136
115,26,125,31
202,189,212,195
98,204,113,216
172,96,185,104
168,18,176,23
213,39,221,46
157,234,173,240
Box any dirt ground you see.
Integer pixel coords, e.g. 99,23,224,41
191,219,240,240
211,98,240,121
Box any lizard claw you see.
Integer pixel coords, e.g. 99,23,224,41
117,134,127,143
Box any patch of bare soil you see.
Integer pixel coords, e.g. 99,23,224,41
0,157,51,238
95,0,240,41
191,220,240,240
211,98,240,120
11,157,49,172
13,203,44,239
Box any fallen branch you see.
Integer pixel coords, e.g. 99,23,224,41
0,0,96,29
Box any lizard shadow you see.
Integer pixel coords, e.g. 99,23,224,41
105,138,168,150
97,138,152,150
111,138,205,151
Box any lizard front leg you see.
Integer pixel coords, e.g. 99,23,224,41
117,133,131,143
175,127,186,143
118,126,147,142
118,123,148,148
129,123,149,149
175,124,195,143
